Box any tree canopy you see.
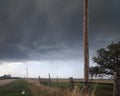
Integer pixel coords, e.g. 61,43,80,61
89,41,120,77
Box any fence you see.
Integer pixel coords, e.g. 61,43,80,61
69,74,120,96
38,76,115,95
69,77,115,96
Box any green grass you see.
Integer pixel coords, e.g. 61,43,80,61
41,81,69,90
42,81,113,96
0,79,31,96
77,83,113,96
94,84,113,96
35,80,114,96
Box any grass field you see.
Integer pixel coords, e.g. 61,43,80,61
94,84,113,96
28,79,69,96
0,79,113,96
41,80,113,96
42,81,69,90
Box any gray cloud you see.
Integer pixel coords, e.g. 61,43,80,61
88,0,120,52
0,0,120,62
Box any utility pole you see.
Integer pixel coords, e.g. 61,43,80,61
83,0,89,93
27,68,28,79
48,73,51,84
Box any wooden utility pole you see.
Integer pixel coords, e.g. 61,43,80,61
113,72,120,96
27,68,28,79
113,72,117,96
83,0,89,92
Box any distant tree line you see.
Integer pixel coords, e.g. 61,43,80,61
0,74,21,79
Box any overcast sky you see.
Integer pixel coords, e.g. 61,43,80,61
0,0,120,78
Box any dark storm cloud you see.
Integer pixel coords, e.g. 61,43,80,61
0,0,120,62
89,0,120,50
0,0,83,61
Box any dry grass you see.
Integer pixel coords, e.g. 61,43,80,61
28,79,73,96
27,79,98,96
71,85,97,96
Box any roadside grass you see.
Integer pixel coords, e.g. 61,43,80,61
94,84,113,96
0,79,113,96
0,79,31,96
41,81,113,96
76,83,113,96
28,80,67,96
42,81,69,90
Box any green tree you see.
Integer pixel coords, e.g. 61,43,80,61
89,41,120,78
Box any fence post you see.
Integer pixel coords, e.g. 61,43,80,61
113,72,118,96
118,72,120,96
48,74,51,85
69,77,74,91
57,76,58,86
39,76,41,83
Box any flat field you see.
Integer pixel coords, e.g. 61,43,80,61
0,79,113,96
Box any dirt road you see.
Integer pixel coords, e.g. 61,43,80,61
0,79,16,86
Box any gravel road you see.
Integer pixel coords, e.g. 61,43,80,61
0,79,16,86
